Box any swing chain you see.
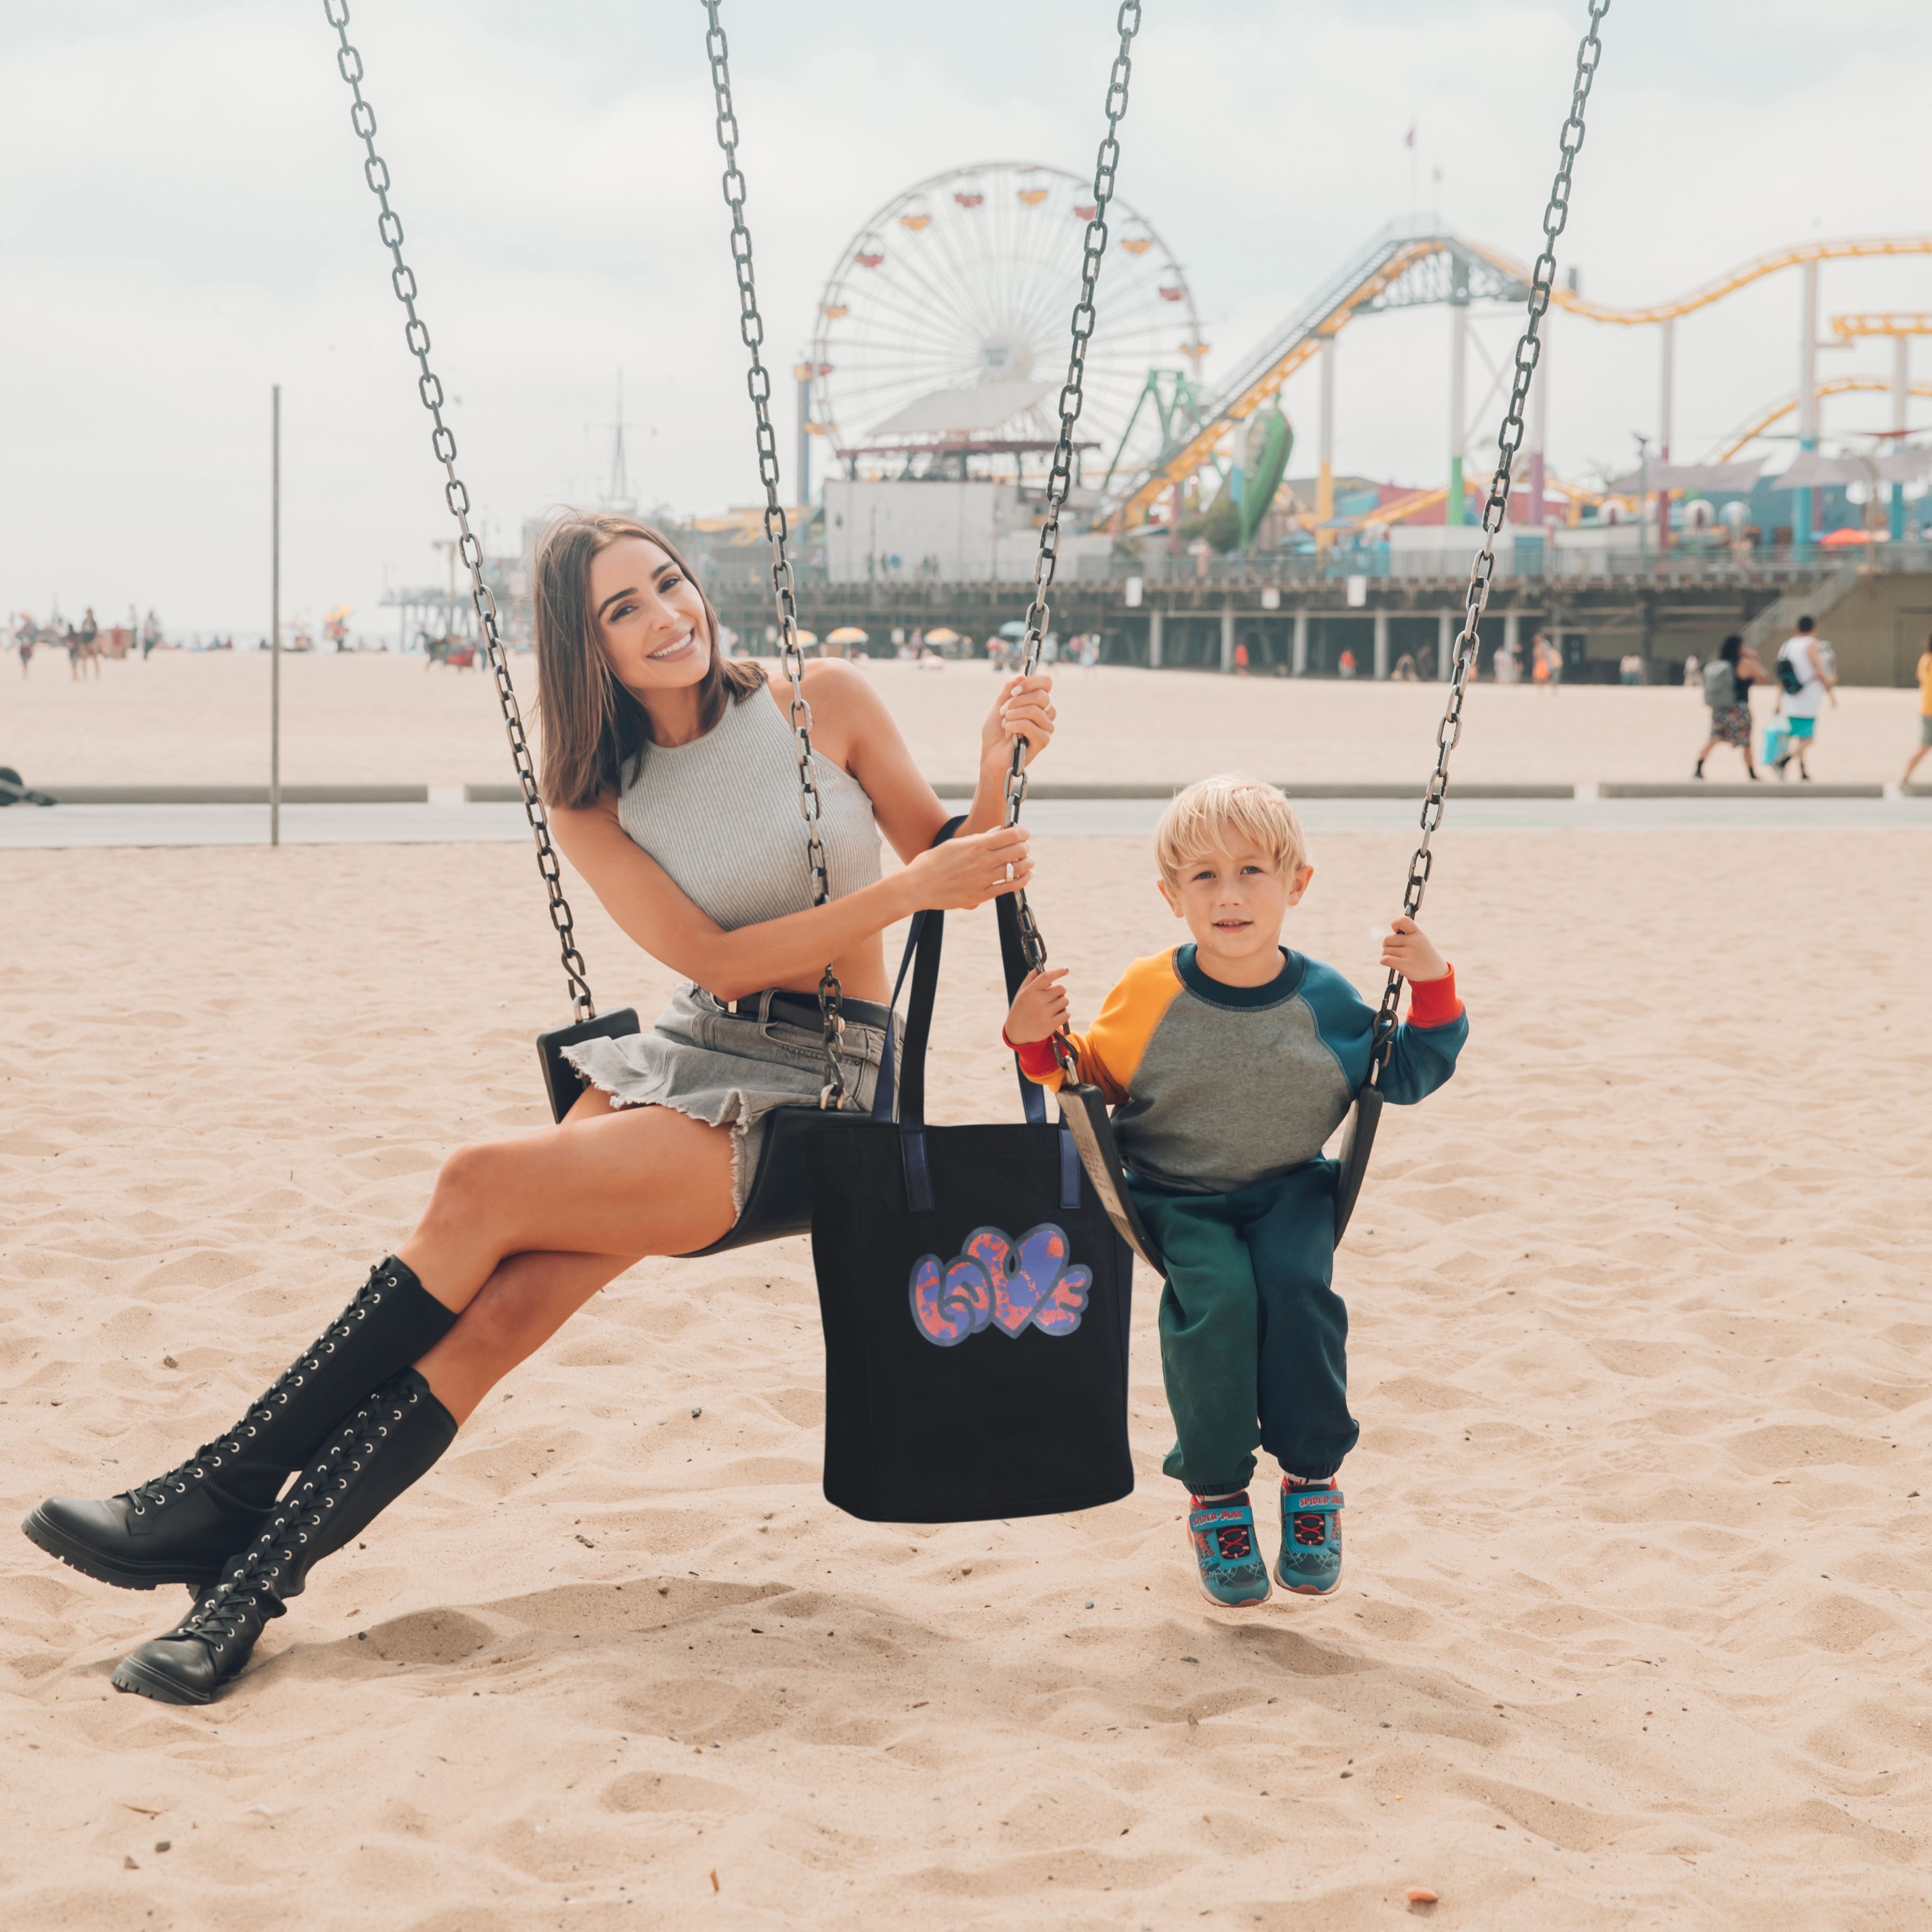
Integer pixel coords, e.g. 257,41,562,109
702,0,848,1110
1367,0,1609,1079
1005,1,1142,1062
320,0,596,1025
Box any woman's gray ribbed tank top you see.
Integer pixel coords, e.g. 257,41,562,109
615,687,881,929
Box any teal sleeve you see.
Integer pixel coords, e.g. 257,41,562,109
1299,960,1468,1107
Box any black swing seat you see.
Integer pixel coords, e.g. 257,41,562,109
539,1007,863,1255
1331,1083,1381,1243
538,1010,642,1125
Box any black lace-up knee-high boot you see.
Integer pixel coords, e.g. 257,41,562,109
112,1367,458,1705
23,1256,457,1591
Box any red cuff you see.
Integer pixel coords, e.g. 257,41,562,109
1406,964,1462,1028
1003,1028,1064,1081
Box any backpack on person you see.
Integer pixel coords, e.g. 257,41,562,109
1702,658,1736,710
1776,648,1805,696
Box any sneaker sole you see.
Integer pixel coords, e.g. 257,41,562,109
1275,1567,1342,1596
20,1508,218,1594
1195,1567,1271,1608
1198,1586,1271,1607
111,1656,213,1705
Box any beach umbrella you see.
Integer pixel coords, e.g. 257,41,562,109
794,629,818,646
1818,526,1874,548
997,620,1030,638
827,625,870,644
925,627,961,645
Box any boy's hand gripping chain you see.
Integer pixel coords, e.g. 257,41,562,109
323,1,597,1028
1004,3,1143,1075
703,2,847,1106
1366,0,1611,1084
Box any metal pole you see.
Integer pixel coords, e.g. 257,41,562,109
1373,607,1389,681
1795,258,1819,552
271,383,281,848
1891,333,1910,544
1316,335,1336,548
1291,606,1308,676
1527,301,1549,529
1656,316,1674,553
794,361,813,511
1436,609,1452,681
1447,298,1468,526
1147,605,1163,669
1219,603,1235,673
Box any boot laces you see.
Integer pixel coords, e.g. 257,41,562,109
125,1265,395,1514
171,1382,412,1633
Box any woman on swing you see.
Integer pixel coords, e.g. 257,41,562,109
24,511,1056,1705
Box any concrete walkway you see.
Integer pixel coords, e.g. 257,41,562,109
3,793,1929,850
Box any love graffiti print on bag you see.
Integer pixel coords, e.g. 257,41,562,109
909,1224,1093,1347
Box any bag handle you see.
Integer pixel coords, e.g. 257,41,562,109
871,818,1050,1132
863,816,1078,1214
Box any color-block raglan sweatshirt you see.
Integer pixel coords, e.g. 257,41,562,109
1013,945,1467,1195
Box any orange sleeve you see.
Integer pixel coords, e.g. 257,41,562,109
1010,952,1183,1103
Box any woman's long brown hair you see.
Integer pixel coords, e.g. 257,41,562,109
532,511,766,810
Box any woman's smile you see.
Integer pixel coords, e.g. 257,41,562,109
646,627,700,664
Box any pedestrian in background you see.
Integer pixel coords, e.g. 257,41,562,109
1902,629,1932,790
1693,634,1770,780
1535,629,1563,690
1773,614,1836,781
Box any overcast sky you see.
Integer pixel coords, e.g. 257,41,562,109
4,0,1930,637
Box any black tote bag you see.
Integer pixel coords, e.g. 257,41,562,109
803,892,1136,1524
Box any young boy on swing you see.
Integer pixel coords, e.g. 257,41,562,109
1003,775,1467,1606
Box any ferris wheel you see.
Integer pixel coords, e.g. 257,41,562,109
809,160,1203,488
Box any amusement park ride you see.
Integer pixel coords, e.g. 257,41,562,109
806,160,1202,498
799,170,1932,552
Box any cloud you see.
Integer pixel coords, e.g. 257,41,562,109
3,0,1929,633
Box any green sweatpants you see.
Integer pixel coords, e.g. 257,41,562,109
1130,1162,1358,1496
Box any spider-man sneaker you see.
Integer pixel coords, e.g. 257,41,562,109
1276,1480,1343,1596
1187,1493,1271,1608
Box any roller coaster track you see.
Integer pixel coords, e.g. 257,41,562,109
1705,377,1932,464
1106,225,1932,528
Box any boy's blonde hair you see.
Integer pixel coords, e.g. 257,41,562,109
1155,773,1308,885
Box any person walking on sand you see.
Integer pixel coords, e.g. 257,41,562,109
1903,629,1932,789
79,606,101,679
21,512,1059,1707
141,610,162,659
1694,634,1772,780
14,613,34,678
1773,614,1837,781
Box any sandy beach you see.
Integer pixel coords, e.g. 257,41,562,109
7,649,1926,791
4,662,1931,1929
